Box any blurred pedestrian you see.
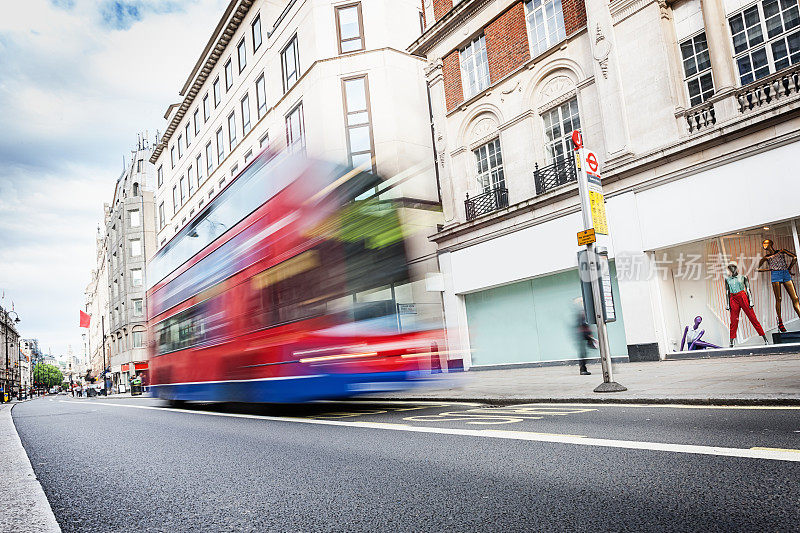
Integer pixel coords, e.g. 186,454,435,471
574,297,596,376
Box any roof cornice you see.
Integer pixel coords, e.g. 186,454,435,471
408,0,495,56
151,0,255,164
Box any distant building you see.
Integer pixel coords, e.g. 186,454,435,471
85,219,110,379
0,307,21,399
88,135,158,392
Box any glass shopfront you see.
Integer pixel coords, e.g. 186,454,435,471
651,219,800,351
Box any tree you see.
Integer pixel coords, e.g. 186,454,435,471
33,364,63,388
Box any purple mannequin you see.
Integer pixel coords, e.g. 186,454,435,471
680,316,720,351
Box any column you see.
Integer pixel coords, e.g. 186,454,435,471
700,0,737,93
583,0,632,159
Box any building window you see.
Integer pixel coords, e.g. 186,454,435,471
256,73,267,118
206,141,214,174
172,186,179,214
231,164,239,177
129,209,141,228
228,112,237,149
286,102,305,153
259,132,269,148
130,239,142,257
238,38,247,73
187,166,195,196
170,146,176,168
342,76,374,170
133,299,143,316
525,0,567,58
132,330,144,348
225,58,233,91
213,77,221,107
203,93,210,121
729,0,800,86
157,165,163,187
185,122,191,147
474,138,505,192
252,14,262,51
131,269,143,287
680,32,715,106
196,154,203,185
178,134,183,158
282,35,300,91
460,34,490,98
180,174,187,203
244,149,253,162
194,108,200,135
543,97,581,162
158,201,165,229
241,94,251,135
336,3,365,53
216,127,225,163
136,159,142,172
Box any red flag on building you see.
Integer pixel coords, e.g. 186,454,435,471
79,310,91,328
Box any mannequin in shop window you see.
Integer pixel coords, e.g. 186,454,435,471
757,239,800,332
680,315,720,351
725,261,768,347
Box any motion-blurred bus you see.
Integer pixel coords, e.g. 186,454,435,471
146,150,444,403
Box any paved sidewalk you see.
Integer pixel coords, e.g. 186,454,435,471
0,401,61,533
366,353,800,404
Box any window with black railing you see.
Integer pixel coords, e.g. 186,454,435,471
465,138,509,221
533,153,577,195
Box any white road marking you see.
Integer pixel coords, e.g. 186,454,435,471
59,400,800,462
500,403,800,410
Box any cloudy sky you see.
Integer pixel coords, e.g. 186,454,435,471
0,0,228,357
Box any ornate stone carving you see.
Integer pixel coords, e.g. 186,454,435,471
540,76,574,102
658,0,671,20
424,58,443,77
470,116,498,143
593,24,611,79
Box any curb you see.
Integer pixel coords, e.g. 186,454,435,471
0,402,61,532
357,396,800,406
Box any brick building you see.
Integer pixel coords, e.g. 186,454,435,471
413,0,800,368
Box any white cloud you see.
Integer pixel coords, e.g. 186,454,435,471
0,0,227,355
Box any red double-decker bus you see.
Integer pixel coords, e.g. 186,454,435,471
146,150,443,403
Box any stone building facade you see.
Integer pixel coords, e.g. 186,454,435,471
414,0,800,368
149,0,445,329
96,138,158,390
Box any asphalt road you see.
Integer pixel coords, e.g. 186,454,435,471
12,396,800,532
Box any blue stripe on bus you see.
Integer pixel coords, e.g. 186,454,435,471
149,371,425,403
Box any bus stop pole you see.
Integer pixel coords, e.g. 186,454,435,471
573,133,626,393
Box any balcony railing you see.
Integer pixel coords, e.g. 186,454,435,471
465,187,509,221
677,62,800,135
533,155,577,196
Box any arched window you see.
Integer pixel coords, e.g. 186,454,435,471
132,182,140,196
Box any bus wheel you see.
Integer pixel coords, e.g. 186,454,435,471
167,399,186,408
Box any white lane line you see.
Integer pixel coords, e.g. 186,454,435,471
502,403,800,410
59,400,800,462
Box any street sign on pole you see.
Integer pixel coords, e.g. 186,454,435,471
572,131,625,393
577,228,596,246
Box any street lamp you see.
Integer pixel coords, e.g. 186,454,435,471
2,307,20,403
